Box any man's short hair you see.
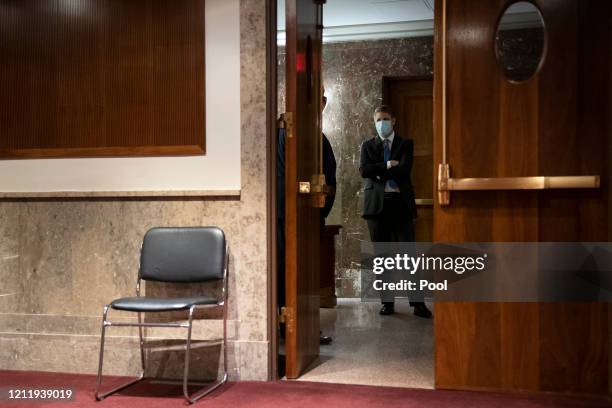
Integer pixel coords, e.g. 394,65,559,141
374,105,395,118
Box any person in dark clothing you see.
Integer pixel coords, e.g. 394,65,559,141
320,93,337,221
359,105,431,319
277,90,337,344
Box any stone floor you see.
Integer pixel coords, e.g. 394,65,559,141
296,298,434,389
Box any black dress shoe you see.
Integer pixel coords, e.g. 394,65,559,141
320,335,332,345
413,303,432,318
379,302,395,315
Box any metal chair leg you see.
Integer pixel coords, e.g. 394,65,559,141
94,305,109,400
182,305,228,404
94,306,145,401
222,300,228,383
138,312,146,371
183,306,195,402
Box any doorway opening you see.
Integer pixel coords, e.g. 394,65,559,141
275,0,436,388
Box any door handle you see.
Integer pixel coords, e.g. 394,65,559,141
299,175,329,208
437,164,600,205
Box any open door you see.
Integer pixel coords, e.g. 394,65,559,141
433,0,610,395
282,0,326,379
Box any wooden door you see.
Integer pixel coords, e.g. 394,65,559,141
433,0,610,395
283,0,325,379
383,77,434,241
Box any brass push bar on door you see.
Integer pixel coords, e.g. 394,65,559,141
437,0,600,206
437,164,600,205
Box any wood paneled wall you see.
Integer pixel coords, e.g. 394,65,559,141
433,0,610,395
0,0,205,158
383,77,434,242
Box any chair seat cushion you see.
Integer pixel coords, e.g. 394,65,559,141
110,296,218,312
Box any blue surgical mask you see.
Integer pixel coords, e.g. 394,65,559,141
375,119,393,138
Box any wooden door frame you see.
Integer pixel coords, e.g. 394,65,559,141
266,36,438,383
382,74,434,105
265,0,279,381
382,74,435,209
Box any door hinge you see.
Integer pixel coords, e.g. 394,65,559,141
279,306,295,334
281,112,294,138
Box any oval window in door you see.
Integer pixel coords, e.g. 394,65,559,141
495,1,546,83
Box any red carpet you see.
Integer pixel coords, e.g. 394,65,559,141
0,370,608,408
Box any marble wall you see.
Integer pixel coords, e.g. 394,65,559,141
0,0,270,381
279,37,434,297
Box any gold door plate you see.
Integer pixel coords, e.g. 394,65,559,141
299,182,311,194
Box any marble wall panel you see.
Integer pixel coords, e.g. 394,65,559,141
0,0,270,381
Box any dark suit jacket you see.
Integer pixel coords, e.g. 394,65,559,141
359,134,417,219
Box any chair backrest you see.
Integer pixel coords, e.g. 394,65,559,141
139,227,226,283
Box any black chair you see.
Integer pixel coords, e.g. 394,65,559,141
94,227,229,404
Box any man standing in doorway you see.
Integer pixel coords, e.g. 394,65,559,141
359,105,431,318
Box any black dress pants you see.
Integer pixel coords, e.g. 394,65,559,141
366,193,415,243
366,193,422,306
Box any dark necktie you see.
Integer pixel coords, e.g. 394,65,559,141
384,139,399,190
